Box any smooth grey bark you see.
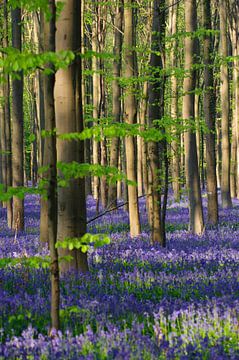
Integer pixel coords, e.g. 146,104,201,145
183,0,204,234
11,7,24,231
169,0,180,202
108,1,123,209
203,0,218,224
219,0,232,208
42,0,60,331
124,0,141,237
55,0,88,273
147,0,165,245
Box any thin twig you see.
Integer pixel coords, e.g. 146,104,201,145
87,194,148,224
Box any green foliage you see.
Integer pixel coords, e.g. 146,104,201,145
0,256,50,269
8,0,64,20
0,48,75,79
57,161,136,187
0,184,43,202
55,233,111,253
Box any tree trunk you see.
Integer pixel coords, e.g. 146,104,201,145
140,81,149,198
3,0,12,227
169,0,180,202
0,83,7,208
203,0,218,224
147,0,165,245
108,1,123,209
183,0,204,235
42,0,60,331
92,7,100,206
124,0,141,237
55,0,89,273
229,5,239,198
11,7,24,231
220,0,232,208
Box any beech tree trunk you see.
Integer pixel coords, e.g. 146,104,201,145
11,7,24,231
220,0,232,208
43,0,60,331
147,0,165,245
169,0,180,202
124,0,141,237
108,1,123,209
203,0,218,225
92,7,100,206
55,0,88,273
183,0,204,235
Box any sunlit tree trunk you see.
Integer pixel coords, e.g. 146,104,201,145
140,82,149,198
124,0,141,237
11,7,24,231
203,0,218,225
108,1,123,209
219,0,232,208
55,0,88,273
92,6,100,207
229,4,239,198
169,0,180,202
183,0,204,234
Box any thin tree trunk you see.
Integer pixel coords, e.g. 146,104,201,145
43,0,60,331
147,0,165,246
140,81,149,198
92,8,100,206
11,7,24,231
108,1,123,209
0,83,7,208
124,0,141,237
220,0,232,208
183,0,204,234
203,0,218,224
169,0,180,202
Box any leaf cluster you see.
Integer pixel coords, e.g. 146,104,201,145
55,233,111,253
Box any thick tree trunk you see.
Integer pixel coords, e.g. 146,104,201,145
55,0,88,273
11,7,24,231
183,0,204,235
124,0,141,237
203,0,218,224
220,0,232,208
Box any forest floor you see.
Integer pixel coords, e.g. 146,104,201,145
1,193,239,358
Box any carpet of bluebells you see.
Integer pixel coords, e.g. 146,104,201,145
1,193,239,359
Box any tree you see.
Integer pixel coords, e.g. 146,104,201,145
43,0,60,330
11,6,24,231
124,0,141,237
220,0,232,208
203,0,218,225
169,0,180,202
147,0,165,245
108,0,123,209
183,0,204,234
55,0,88,273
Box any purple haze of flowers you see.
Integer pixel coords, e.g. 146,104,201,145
1,193,239,358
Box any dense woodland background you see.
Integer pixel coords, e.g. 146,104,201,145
1,0,239,342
